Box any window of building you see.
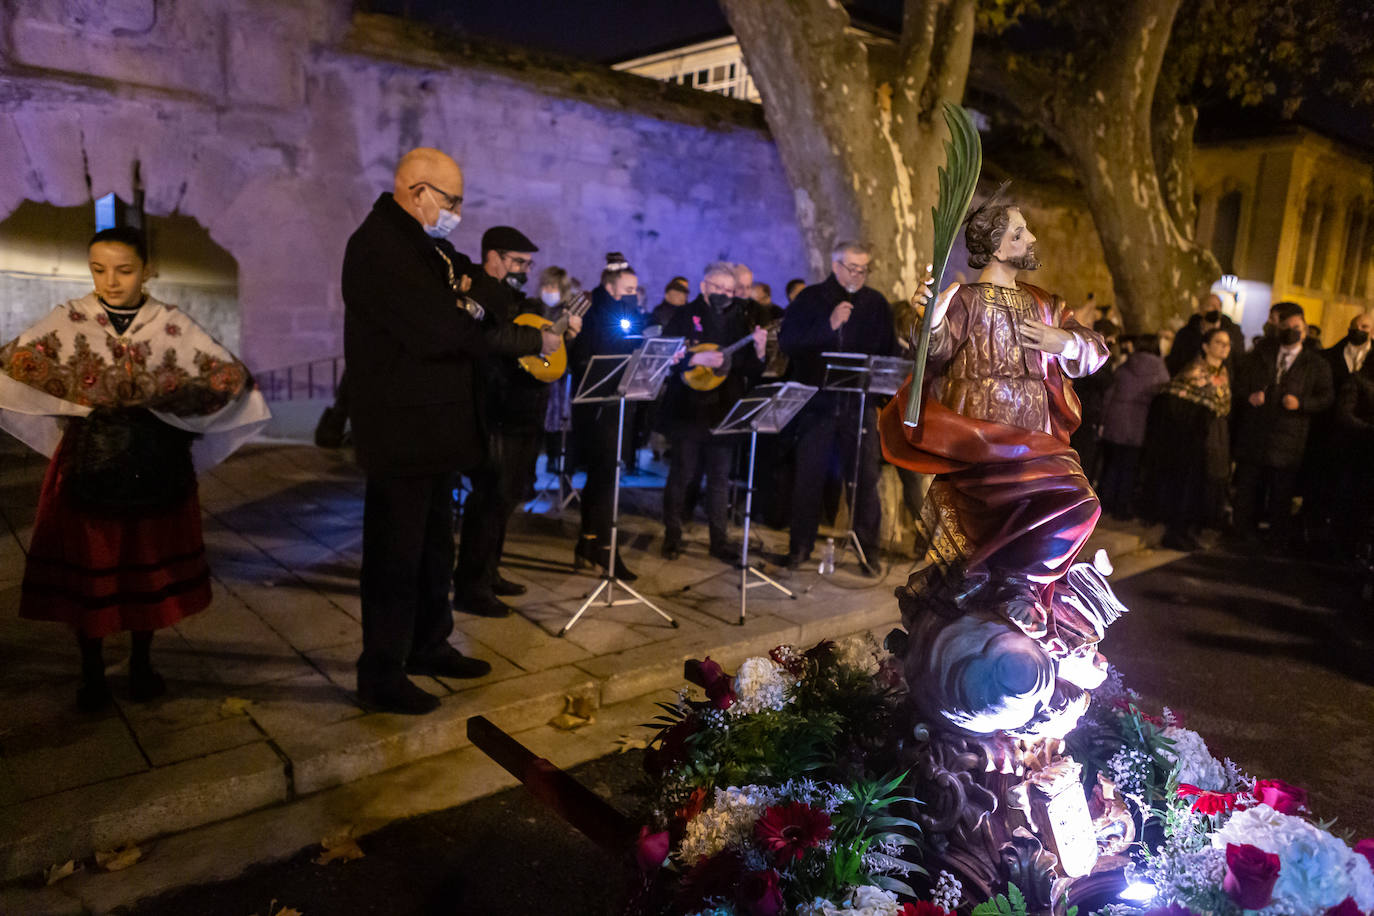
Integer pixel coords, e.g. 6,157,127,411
1212,190,1242,275
1338,200,1368,297
1309,197,1337,290
1291,190,1324,288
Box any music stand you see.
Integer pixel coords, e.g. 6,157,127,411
559,337,684,637
712,382,816,623
821,353,915,571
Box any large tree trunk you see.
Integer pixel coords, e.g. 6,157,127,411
973,0,1218,332
720,0,975,302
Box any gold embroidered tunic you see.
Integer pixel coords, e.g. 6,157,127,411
926,282,1107,434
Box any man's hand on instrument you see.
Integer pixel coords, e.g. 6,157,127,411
751,326,767,359
690,349,726,369
1018,317,1075,355
540,328,562,358
830,301,853,330
566,313,583,337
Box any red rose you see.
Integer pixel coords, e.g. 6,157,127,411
906,903,955,916
635,825,669,874
736,869,784,916
1325,898,1362,916
685,657,735,710
1222,843,1280,910
1178,784,1239,816
1252,779,1307,815
754,801,832,863
1354,838,1374,870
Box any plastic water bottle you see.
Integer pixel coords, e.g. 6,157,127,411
819,538,836,576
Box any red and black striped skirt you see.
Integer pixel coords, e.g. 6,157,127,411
19,441,212,638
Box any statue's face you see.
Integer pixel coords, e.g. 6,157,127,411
994,208,1040,271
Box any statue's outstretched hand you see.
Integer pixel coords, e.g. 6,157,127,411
1018,317,1075,355
911,265,959,329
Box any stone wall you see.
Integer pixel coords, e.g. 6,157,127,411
0,2,1113,371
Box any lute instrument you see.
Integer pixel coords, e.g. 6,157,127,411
682,330,760,392
515,291,591,383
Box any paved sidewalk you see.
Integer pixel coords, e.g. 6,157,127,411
0,438,1170,899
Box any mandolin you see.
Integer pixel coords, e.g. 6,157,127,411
683,330,761,392
515,291,591,383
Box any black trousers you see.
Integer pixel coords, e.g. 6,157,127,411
455,431,542,594
788,398,882,558
663,427,733,547
572,402,633,543
1232,462,1299,541
358,472,456,683
1097,442,1142,517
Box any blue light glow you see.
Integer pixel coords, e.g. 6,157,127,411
620,318,632,332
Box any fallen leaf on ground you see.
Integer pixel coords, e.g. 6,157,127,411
615,734,648,753
220,696,253,717
548,694,595,730
44,860,77,885
313,826,365,865
94,843,142,871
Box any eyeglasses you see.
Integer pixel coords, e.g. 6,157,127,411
410,181,463,212
501,252,535,270
702,279,734,295
837,261,871,276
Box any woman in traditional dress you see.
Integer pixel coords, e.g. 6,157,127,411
0,227,269,710
1141,327,1232,550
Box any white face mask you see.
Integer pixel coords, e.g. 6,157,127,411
422,188,462,238
540,289,562,307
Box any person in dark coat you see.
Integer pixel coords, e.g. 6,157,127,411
1068,319,1121,485
452,226,569,618
343,148,499,714
660,262,766,562
1097,334,1170,518
1335,360,1374,553
1230,301,1335,548
777,241,897,574
568,252,646,580
1301,311,1373,543
1166,292,1246,377
648,277,690,332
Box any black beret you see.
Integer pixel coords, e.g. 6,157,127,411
481,225,538,255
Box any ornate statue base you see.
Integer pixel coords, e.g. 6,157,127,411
886,553,1136,911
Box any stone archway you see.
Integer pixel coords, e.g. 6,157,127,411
0,200,240,350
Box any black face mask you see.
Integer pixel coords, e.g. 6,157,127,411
707,293,732,311
1203,309,1220,323
505,271,528,290
1278,327,1303,347
1350,329,1370,346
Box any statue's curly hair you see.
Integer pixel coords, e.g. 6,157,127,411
964,181,1015,270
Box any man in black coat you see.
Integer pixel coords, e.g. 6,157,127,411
452,226,566,618
659,262,766,562
777,241,898,574
1166,291,1246,377
342,149,529,714
1231,301,1335,547
1302,311,1373,541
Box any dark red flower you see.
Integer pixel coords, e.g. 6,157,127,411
1178,784,1240,816
736,869,784,916
1325,898,1362,916
1222,843,1280,910
635,825,669,874
676,849,744,912
769,645,806,677
646,717,701,776
676,786,708,823
685,657,735,710
754,801,832,863
1354,838,1374,870
905,903,955,916
1251,779,1307,815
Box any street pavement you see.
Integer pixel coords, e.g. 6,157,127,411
0,437,1170,914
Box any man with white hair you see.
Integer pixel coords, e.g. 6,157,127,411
342,147,494,714
776,241,897,574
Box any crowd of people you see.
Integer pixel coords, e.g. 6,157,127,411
3,141,1371,718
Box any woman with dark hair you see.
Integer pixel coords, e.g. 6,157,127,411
568,252,643,579
0,227,269,710
1141,327,1232,550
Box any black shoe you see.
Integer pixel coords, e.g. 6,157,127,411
129,665,167,702
576,538,639,582
357,675,441,715
573,536,600,571
857,555,882,578
606,549,639,582
709,541,742,565
782,550,809,571
661,538,682,561
492,576,527,597
408,646,492,680
77,678,112,713
455,588,512,618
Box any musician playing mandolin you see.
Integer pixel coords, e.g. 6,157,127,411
454,226,582,619
659,262,767,563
